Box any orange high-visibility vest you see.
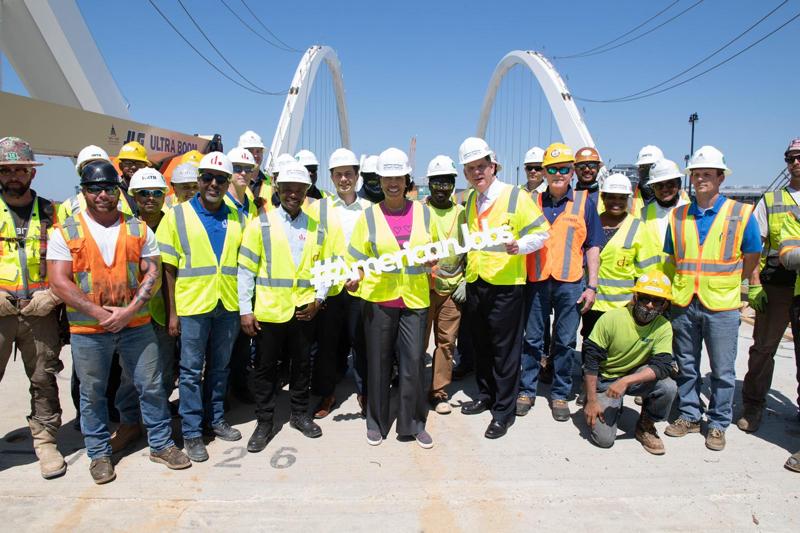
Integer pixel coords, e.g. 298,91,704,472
528,190,588,282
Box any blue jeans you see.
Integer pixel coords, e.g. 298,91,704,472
178,302,239,438
71,324,173,459
671,297,740,430
152,322,177,399
520,279,583,400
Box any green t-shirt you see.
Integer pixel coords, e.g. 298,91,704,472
588,306,673,379
429,203,466,294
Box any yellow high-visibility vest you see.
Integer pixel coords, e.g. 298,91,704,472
0,195,53,299
779,209,800,296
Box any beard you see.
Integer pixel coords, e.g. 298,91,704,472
1,179,32,198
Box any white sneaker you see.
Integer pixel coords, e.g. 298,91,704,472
367,429,383,446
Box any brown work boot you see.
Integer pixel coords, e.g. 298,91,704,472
150,445,192,470
89,457,116,484
736,405,762,433
705,427,726,451
664,417,701,437
635,413,665,455
110,423,142,453
551,399,570,422
29,421,66,479
516,395,533,417
314,395,336,419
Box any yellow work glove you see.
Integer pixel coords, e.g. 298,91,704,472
0,291,17,316
748,284,767,314
20,289,61,317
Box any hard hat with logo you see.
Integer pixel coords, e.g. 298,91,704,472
181,150,204,167
600,173,632,196
524,146,545,164
129,168,168,191
648,158,684,185
361,155,379,174
238,130,265,149
458,137,493,165
80,160,120,185
0,137,42,167
272,153,297,174
632,271,673,301
542,142,575,167
295,149,319,167
275,160,312,185
377,148,412,177
75,145,110,174
636,145,664,166
198,152,233,175
171,163,199,184
118,141,151,166
426,155,458,178
785,138,800,156
227,147,256,167
329,148,359,170
575,146,602,164
686,145,731,175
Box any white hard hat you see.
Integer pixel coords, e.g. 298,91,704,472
128,168,168,191
75,145,110,174
458,137,493,165
294,149,319,167
648,158,684,184
171,163,199,184
636,145,664,166
377,148,412,177
426,155,458,178
329,148,359,170
599,173,633,196
272,153,297,174
686,145,731,175
524,146,545,164
237,130,265,149
276,160,312,185
361,155,379,174
198,151,233,175
490,153,503,174
227,147,256,167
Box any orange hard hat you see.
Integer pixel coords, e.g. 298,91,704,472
575,147,602,164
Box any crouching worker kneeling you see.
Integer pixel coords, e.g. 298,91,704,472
582,272,677,455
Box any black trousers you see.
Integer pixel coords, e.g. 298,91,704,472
465,278,524,423
253,317,316,424
363,302,428,437
312,291,367,397
229,331,254,394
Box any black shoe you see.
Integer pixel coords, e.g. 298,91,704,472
461,399,490,415
247,422,273,453
211,421,242,441
183,437,209,462
451,364,474,381
289,415,322,438
485,419,509,439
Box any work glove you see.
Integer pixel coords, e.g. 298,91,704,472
0,291,17,317
20,289,61,317
748,284,767,314
451,280,467,305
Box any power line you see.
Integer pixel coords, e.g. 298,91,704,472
219,0,300,53
239,0,303,53
147,0,287,95
554,1,680,59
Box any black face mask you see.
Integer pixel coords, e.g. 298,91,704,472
575,180,598,192
361,174,384,201
633,299,661,324
639,178,656,203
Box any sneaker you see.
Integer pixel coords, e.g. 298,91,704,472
736,405,762,433
664,418,701,437
289,415,322,438
415,430,434,449
705,428,726,451
784,451,800,473
183,436,209,462
551,399,570,422
633,396,643,406
109,423,142,453
150,445,192,470
89,456,116,485
516,395,534,417
635,414,665,455
433,398,452,415
367,429,383,446
211,421,242,442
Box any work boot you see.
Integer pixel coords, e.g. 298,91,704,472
705,428,726,451
209,420,242,441
784,450,800,473
516,395,533,417
290,414,322,438
664,417,701,437
183,437,209,462
29,421,66,479
736,405,763,433
150,446,191,470
551,399,570,422
314,395,336,419
634,413,665,455
89,457,116,485
110,423,142,453
247,422,273,453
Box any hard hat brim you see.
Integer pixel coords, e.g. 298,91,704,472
632,286,673,301
459,149,493,165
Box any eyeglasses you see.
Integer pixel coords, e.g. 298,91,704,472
84,184,120,195
119,159,147,168
546,166,572,175
576,162,600,170
786,155,800,164
199,172,230,185
524,165,543,172
0,166,32,176
429,181,455,191
232,164,254,174
135,189,165,198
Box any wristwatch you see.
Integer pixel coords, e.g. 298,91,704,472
586,285,597,292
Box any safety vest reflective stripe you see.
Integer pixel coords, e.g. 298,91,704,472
259,210,274,278
528,190,587,282
255,277,313,288
560,192,585,279
596,292,634,302
0,194,51,298
519,215,547,237
598,278,635,287
781,239,800,249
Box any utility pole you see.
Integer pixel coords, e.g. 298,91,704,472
687,112,699,194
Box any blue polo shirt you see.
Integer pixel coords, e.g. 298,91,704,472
663,195,762,254
189,194,231,262
540,187,605,249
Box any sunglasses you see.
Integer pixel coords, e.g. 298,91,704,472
119,159,147,168
652,179,680,189
84,184,120,195
135,189,165,198
199,173,230,185
429,181,455,191
786,155,800,164
525,165,543,172
232,164,253,174
546,166,572,175
637,294,666,306
0,166,32,176
576,162,600,170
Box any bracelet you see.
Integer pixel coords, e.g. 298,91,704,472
586,285,597,292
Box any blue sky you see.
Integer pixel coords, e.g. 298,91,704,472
3,0,799,199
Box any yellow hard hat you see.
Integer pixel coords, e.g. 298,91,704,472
118,141,151,166
181,150,204,167
632,272,673,301
542,142,575,167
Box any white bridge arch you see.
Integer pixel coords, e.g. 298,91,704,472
266,45,350,171
477,50,594,150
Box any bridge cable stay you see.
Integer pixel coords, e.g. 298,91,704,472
239,0,303,53
219,0,300,53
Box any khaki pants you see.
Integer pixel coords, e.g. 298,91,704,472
425,290,462,401
0,311,63,429
742,283,793,407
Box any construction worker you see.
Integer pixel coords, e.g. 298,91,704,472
0,137,66,479
238,130,271,203
574,146,603,208
225,147,258,226
239,161,332,452
115,141,153,215
48,159,190,484
358,155,384,203
457,137,550,439
664,146,761,451
640,159,691,247
424,155,467,415
269,153,301,209
582,272,677,455
169,163,199,204
308,148,372,419
296,149,328,200
518,143,603,421
521,146,547,196
632,145,663,213
157,152,243,462
57,144,125,220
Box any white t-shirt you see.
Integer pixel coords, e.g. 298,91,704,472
48,213,160,266
754,187,800,254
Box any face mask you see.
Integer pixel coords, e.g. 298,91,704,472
633,300,661,324
362,177,384,201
